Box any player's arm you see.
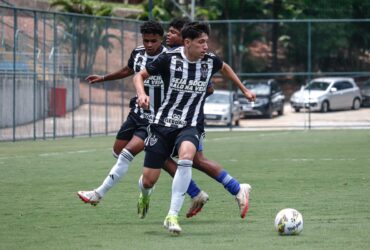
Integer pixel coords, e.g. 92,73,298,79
133,69,150,109
86,66,134,84
206,81,214,96
220,62,256,102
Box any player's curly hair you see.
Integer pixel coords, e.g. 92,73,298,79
181,22,210,40
169,17,191,31
140,20,164,36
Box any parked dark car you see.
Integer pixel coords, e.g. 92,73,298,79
238,79,285,118
360,80,370,107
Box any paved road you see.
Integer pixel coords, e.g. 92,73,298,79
1,103,370,141
221,104,370,130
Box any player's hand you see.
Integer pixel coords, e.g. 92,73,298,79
242,89,256,102
86,75,103,84
137,94,150,110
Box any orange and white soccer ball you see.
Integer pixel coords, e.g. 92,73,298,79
274,208,303,235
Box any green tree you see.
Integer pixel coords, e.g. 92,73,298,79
50,0,120,76
136,0,221,21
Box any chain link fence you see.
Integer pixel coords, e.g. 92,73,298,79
1,5,370,141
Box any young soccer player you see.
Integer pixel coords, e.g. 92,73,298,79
163,18,256,219
134,21,256,234
77,21,207,216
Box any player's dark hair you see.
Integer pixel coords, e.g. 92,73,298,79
140,20,164,36
181,22,210,40
169,17,191,31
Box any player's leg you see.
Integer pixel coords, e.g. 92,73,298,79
94,135,144,196
138,148,166,219
163,158,209,218
193,151,251,219
77,116,146,205
183,136,211,218
164,128,198,234
112,138,127,158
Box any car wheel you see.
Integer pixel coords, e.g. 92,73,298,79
294,108,300,112
352,98,361,110
277,104,284,116
320,101,329,113
265,105,273,118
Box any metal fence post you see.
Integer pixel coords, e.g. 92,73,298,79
105,20,108,136
12,8,17,141
120,20,125,126
42,13,46,140
227,21,233,130
307,21,312,130
33,10,38,140
72,16,77,138
52,13,57,139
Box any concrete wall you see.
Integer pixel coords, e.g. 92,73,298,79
0,75,80,128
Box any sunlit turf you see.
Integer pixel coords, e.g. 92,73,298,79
0,130,369,249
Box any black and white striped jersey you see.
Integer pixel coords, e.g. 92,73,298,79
127,45,166,122
146,46,223,129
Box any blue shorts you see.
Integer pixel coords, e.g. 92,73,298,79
197,132,205,151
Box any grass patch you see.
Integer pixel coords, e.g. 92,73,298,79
0,130,369,249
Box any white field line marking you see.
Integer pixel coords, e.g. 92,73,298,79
271,158,357,162
205,131,294,142
38,149,97,157
0,149,107,161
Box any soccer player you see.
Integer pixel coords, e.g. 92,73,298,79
77,21,208,217
134,21,256,234
164,18,256,219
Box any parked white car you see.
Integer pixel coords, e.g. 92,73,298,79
290,77,362,112
204,90,242,126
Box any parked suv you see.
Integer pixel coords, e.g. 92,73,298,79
238,79,285,118
290,77,362,112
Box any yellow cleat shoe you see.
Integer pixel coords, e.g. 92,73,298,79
163,215,182,235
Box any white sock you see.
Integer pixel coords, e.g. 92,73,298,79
138,175,153,197
95,149,134,197
168,160,192,216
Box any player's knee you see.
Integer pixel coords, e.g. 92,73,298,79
163,159,176,177
142,177,156,189
112,149,119,159
193,153,207,167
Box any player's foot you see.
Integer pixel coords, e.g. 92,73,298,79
186,190,209,218
77,190,101,206
163,215,182,235
235,183,251,218
137,193,150,219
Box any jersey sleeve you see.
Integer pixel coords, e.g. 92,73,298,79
127,50,136,69
145,53,169,76
211,54,223,74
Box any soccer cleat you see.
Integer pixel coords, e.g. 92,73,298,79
77,190,101,206
163,215,182,235
186,190,209,218
137,193,150,219
235,183,252,218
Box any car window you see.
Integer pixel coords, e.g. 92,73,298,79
333,82,344,90
206,93,230,104
305,81,329,91
245,83,270,95
341,81,353,89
